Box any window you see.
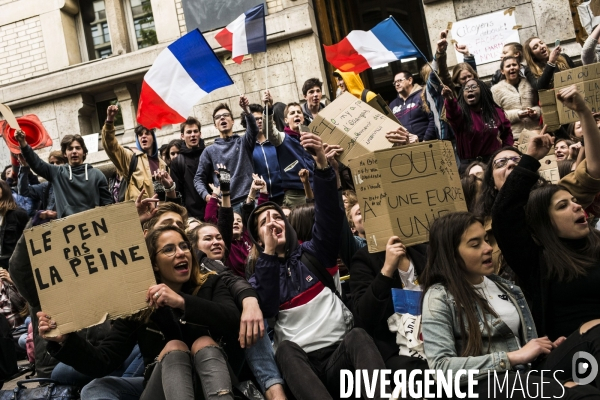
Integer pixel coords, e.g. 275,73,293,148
77,0,112,61
127,0,158,50
91,1,112,58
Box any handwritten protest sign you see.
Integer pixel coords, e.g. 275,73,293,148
517,129,553,155
347,141,467,252
538,154,559,184
539,62,600,131
24,202,156,336
450,9,520,65
308,92,397,164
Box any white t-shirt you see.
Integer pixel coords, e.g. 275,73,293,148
473,276,521,345
398,261,421,291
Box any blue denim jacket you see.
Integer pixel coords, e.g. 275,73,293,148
421,274,537,382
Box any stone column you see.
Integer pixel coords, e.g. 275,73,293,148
39,1,82,71
150,0,181,43
104,0,132,55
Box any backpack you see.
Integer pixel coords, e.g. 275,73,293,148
116,147,141,203
0,313,17,382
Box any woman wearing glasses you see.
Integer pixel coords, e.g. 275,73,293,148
492,86,600,389
442,78,514,174
37,226,240,400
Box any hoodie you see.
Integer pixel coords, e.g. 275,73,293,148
247,167,349,353
389,83,437,141
333,70,377,102
194,114,259,205
21,145,112,218
170,141,207,219
301,101,325,126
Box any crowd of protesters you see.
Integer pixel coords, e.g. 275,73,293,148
2,28,600,400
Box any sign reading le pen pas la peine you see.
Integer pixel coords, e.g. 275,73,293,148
309,93,467,252
23,202,156,337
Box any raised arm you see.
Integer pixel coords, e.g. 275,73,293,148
582,25,600,65
241,94,259,150
102,105,134,177
14,130,57,182
558,85,600,178
301,133,343,268
194,151,213,203
17,165,44,202
492,133,552,290
434,30,453,89
557,86,600,207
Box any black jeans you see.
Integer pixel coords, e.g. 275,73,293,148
542,322,600,390
466,323,600,399
275,328,386,400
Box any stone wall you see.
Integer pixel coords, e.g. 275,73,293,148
0,16,49,85
423,0,581,78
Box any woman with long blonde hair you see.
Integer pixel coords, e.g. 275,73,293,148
523,36,574,91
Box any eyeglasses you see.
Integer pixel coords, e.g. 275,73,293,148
493,156,521,169
158,242,191,257
393,78,407,86
464,84,479,92
214,113,232,121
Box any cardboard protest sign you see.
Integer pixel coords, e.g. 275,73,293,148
538,154,559,184
23,202,156,336
517,129,553,155
308,92,398,164
347,141,467,252
539,62,600,131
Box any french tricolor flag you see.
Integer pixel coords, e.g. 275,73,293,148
324,17,426,73
136,29,233,129
214,4,266,64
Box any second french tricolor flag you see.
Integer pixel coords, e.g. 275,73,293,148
324,17,426,73
215,4,267,64
136,29,233,129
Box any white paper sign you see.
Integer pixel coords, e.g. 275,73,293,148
83,133,99,153
451,9,520,65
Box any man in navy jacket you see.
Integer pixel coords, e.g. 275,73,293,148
389,71,437,142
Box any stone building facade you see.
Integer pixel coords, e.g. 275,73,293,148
0,0,584,168
0,0,328,168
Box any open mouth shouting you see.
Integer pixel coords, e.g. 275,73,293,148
174,261,189,275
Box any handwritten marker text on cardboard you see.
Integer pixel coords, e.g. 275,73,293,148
24,202,156,336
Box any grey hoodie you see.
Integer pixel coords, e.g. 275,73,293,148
21,145,112,218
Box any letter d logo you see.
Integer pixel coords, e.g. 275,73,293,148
572,351,598,385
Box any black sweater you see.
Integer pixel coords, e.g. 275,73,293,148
47,274,241,378
0,208,28,265
525,53,574,91
169,142,206,219
492,155,600,339
349,244,427,362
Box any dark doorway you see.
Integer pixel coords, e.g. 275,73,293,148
312,0,431,105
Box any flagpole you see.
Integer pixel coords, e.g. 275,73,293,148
388,16,445,87
264,47,269,139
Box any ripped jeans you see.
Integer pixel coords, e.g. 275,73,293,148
139,346,233,400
